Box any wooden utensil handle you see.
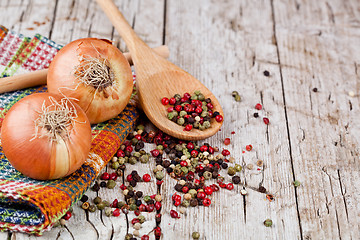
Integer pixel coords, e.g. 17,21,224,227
0,45,169,94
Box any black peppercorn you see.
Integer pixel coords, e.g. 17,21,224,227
253,112,259,118
136,191,143,198
213,111,220,117
128,190,134,197
263,70,270,76
232,176,241,184
166,167,173,173
258,186,267,193
175,184,183,192
162,160,171,168
190,199,198,207
221,162,228,169
212,172,219,179
127,133,134,140
313,87,318,92
100,181,107,188
130,180,137,187
136,200,142,206
164,148,171,154
80,195,89,202
156,215,161,224
205,98,211,103
91,182,100,192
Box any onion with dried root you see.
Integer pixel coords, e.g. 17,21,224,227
47,38,133,124
1,93,92,180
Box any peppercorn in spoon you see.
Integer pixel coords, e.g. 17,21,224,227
96,0,223,140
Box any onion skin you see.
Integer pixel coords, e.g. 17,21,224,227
1,93,92,180
47,38,133,124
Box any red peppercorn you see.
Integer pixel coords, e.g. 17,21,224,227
150,149,160,157
212,184,220,192
222,149,230,156
207,111,213,118
141,235,150,240
263,117,270,125
180,161,188,167
126,174,133,182
194,179,200,185
167,106,174,112
143,174,151,182
146,204,155,212
203,198,211,207
215,115,223,122
155,201,162,211
197,191,206,199
231,131,235,134
195,107,202,113
224,138,231,145
139,204,146,212
187,142,194,150
101,172,110,180
110,172,118,181
63,211,72,220
191,150,198,157
135,134,142,140
120,184,127,190
200,145,208,152
208,146,214,154
170,210,180,218
169,97,176,105
173,194,181,202
182,186,189,193
180,97,187,103
134,210,141,216
206,103,214,109
255,103,262,110
226,183,234,190
157,180,163,186
184,124,193,131
184,92,191,99
246,145,253,151
111,199,118,208
174,200,181,207
131,218,140,225
116,149,125,157
204,186,213,195
218,182,226,188
125,145,133,153
113,208,121,217
161,97,169,105
175,105,182,112
154,228,162,238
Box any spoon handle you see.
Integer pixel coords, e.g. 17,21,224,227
96,0,149,55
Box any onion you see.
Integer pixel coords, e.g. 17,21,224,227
47,38,133,124
1,93,92,180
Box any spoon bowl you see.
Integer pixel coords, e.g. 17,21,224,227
97,0,223,140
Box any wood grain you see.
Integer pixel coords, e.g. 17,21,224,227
0,0,359,239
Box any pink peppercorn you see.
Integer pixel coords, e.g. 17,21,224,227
170,210,180,218
255,103,262,110
161,97,169,105
263,117,270,125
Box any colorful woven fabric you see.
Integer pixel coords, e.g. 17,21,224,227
0,28,138,235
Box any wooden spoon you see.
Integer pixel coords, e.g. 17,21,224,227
96,0,223,140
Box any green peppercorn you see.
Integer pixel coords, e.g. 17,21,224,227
194,90,201,96
200,111,208,118
193,121,200,128
188,189,197,198
129,204,137,211
88,205,97,212
102,200,110,207
104,207,112,217
93,197,102,204
235,164,242,172
203,121,211,129
136,124,145,131
203,171,212,180
167,111,176,120
192,232,200,239
179,110,187,117
111,161,120,169
234,94,241,102
199,124,205,131
129,156,137,165
81,202,90,210
138,215,146,224
174,93,181,101
155,171,164,180
174,168,182,176
143,195,151,202
97,202,106,210
157,145,164,150
117,201,126,208
264,219,273,227
133,151,141,158
231,91,239,97
293,180,301,187
125,233,133,240
177,117,185,125
118,157,126,165
191,94,198,100
228,167,236,176
182,200,190,208
175,144,183,151
198,94,205,101
181,166,189,174
131,138,138,145
140,154,149,163
107,180,116,189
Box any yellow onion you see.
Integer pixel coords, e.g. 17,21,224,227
47,38,133,124
1,93,92,180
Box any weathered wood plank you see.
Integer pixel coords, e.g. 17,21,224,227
272,0,360,239
161,0,301,239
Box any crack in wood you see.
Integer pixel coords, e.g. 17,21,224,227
270,0,303,239
48,0,59,39
64,225,76,240
337,169,349,222
326,2,335,24
162,0,167,45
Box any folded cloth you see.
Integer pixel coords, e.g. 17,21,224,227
0,26,138,235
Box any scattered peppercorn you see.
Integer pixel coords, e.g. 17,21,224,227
263,219,273,227
253,112,259,118
263,70,270,77
312,88,318,92
192,232,200,239
293,180,301,187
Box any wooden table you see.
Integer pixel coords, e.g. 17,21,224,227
1,0,359,239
